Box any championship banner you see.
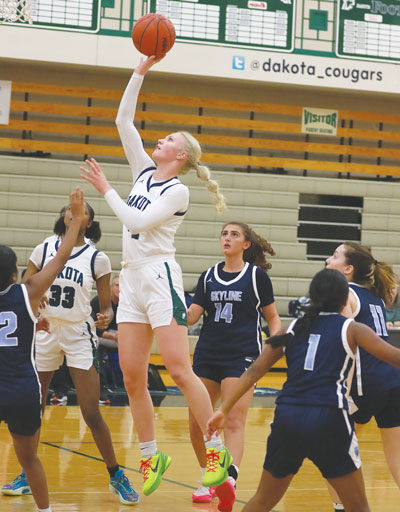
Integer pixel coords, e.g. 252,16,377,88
301,107,338,136
0,81,11,125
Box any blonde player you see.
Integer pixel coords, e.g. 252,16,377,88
81,54,232,497
2,199,139,505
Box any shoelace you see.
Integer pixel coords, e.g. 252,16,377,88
119,474,133,494
9,475,25,487
139,458,152,481
205,449,220,473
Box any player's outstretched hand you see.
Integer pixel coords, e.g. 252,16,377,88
134,55,165,76
80,158,112,196
206,409,226,440
69,186,85,218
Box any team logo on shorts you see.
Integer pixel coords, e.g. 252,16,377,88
348,432,361,468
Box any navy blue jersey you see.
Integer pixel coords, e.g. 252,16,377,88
349,283,400,397
277,314,355,410
0,284,40,406
193,262,274,362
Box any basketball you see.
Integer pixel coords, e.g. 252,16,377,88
132,13,176,57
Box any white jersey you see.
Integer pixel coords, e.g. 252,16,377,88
30,237,111,322
105,72,189,264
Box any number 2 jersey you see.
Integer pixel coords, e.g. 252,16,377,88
349,283,400,398
0,284,40,406
193,262,275,362
30,236,111,323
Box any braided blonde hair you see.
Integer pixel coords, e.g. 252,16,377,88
178,131,226,213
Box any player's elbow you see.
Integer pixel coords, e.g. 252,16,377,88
125,220,149,234
115,110,130,129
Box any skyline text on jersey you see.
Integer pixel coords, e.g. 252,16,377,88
210,290,243,302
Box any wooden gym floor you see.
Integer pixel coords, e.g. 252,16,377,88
0,381,399,511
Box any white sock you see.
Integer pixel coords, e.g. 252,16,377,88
333,502,345,511
204,432,223,450
140,440,157,458
200,467,206,479
37,507,52,512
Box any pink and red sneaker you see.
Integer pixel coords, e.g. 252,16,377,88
216,476,236,512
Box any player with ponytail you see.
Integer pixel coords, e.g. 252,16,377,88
177,131,226,213
187,221,280,511
325,242,400,511
207,268,400,512
81,54,232,498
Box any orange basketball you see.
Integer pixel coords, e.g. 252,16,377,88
132,13,176,57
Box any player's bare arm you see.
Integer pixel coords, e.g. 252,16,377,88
25,187,85,313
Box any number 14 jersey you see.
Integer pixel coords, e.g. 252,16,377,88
193,262,274,362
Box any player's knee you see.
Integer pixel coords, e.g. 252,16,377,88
122,371,148,395
18,452,39,469
225,414,244,435
81,407,103,430
168,366,190,389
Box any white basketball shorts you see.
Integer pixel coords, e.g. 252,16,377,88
117,258,187,329
35,317,98,372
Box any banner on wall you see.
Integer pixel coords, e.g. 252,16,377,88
301,107,338,136
1,25,400,94
0,81,11,125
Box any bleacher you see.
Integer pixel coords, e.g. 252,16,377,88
2,154,400,321
2,82,400,376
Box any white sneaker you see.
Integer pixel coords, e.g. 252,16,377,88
50,395,67,405
192,485,216,503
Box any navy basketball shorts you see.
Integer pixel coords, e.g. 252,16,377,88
0,403,41,436
263,404,361,479
351,386,400,428
193,356,255,383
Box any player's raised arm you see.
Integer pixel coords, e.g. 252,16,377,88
115,56,164,180
24,187,85,313
349,321,400,368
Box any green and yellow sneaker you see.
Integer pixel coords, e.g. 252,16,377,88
139,450,172,496
203,446,233,488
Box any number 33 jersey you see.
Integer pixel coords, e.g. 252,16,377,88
30,236,111,323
